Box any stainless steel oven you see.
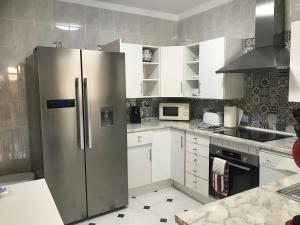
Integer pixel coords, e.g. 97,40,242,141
209,144,259,198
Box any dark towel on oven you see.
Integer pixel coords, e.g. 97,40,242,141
212,157,229,198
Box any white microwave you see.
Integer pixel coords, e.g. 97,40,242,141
159,103,190,121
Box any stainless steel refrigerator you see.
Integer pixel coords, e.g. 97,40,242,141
25,47,128,224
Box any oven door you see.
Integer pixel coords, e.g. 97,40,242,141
209,154,259,197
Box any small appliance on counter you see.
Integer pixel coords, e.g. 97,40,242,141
130,106,141,124
159,103,190,121
224,106,243,128
197,112,223,131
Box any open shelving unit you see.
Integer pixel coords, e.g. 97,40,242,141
142,46,160,97
184,43,200,97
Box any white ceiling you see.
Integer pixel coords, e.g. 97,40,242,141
94,0,208,14
60,0,233,20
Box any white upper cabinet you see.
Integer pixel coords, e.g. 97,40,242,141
289,21,300,102
121,43,143,98
161,46,184,97
198,37,244,99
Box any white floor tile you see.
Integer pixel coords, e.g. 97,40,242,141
151,201,184,221
136,191,166,206
75,187,203,225
157,187,184,199
74,220,90,225
172,196,202,211
118,207,162,225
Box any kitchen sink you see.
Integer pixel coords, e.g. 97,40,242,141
278,183,300,202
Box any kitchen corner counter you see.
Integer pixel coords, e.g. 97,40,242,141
0,179,64,225
127,120,297,156
175,174,300,225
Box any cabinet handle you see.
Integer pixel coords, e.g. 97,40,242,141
149,148,152,161
141,82,143,96
181,136,183,148
181,82,183,94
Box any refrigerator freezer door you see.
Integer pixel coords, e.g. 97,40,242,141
36,47,87,224
81,50,128,217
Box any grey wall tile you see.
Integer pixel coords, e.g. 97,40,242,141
127,13,140,34
36,22,53,47
84,6,100,31
0,19,15,46
113,11,127,33
115,32,128,43
0,0,15,19
99,9,114,31
68,3,85,27
14,0,34,21
291,0,300,21
69,27,85,49
53,1,70,24
84,29,98,50
53,26,70,48
15,21,36,48
99,31,115,45
0,47,16,69
34,0,53,23
16,47,33,63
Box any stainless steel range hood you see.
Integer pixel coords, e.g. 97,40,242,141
216,0,290,73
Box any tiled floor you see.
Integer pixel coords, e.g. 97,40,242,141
75,187,202,225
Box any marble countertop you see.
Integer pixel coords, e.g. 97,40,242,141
127,120,297,155
175,182,300,225
0,179,64,225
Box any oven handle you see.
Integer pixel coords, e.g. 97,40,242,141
210,157,250,171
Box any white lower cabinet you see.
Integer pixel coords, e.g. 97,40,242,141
128,144,152,189
185,172,209,197
152,129,171,182
171,129,185,185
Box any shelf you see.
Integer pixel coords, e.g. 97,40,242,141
186,61,199,64
185,78,199,81
143,79,159,82
143,62,159,65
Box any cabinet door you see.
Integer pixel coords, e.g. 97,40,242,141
128,145,152,189
289,21,300,102
152,129,171,182
121,43,143,98
170,129,185,185
199,38,225,99
161,46,184,97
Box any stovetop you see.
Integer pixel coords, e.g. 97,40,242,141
215,127,293,142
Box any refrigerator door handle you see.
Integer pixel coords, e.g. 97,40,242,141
84,78,93,149
75,78,84,150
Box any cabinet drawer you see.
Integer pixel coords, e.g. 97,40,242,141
127,131,152,147
185,172,209,197
186,142,209,158
186,152,209,180
186,133,210,146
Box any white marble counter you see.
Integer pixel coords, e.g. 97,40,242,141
127,120,297,155
175,185,300,225
0,179,64,225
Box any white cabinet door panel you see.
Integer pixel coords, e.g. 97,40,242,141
199,37,225,99
128,145,152,189
289,21,300,102
121,43,143,98
161,46,184,97
152,129,171,182
171,129,185,185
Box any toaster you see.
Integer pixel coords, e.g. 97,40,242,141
203,112,223,126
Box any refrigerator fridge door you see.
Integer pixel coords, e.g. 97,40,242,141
36,47,87,223
81,50,128,217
